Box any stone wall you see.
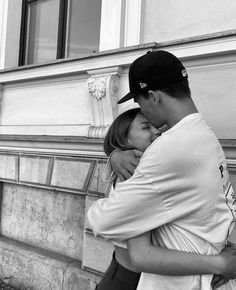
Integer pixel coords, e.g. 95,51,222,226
0,151,110,289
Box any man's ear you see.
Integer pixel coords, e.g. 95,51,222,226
148,90,160,105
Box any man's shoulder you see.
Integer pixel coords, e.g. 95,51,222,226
140,125,220,169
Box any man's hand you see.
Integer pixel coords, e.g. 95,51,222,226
110,149,143,181
211,242,236,289
219,242,236,279
211,275,229,290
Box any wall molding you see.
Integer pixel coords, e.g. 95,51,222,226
220,139,236,162
0,134,105,156
0,151,107,195
1,29,236,84
220,139,236,148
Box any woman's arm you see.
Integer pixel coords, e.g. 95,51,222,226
128,232,236,278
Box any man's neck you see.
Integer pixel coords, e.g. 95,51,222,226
165,99,198,128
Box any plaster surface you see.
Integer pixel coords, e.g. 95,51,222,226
0,154,17,181
51,158,94,192
1,184,85,260
142,0,236,43
83,233,113,273
20,155,51,185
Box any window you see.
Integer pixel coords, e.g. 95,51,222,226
19,0,102,65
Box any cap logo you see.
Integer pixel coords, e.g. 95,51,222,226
182,69,187,77
139,82,147,89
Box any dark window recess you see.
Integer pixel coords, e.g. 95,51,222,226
19,0,102,65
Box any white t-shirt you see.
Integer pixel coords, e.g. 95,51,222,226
87,113,236,289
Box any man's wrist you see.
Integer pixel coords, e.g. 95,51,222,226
212,255,225,275
108,148,119,172
108,148,119,160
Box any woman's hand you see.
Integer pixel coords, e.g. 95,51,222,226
110,149,143,181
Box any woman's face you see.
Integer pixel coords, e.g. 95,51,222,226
127,112,160,152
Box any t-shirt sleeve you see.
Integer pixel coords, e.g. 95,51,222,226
87,139,201,241
87,168,169,241
87,143,182,241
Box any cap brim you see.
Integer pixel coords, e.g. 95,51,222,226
117,92,136,104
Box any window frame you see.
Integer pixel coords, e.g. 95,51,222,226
19,0,68,66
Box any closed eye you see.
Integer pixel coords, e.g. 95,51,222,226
140,121,150,128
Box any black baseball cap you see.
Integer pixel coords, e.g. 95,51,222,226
118,50,188,104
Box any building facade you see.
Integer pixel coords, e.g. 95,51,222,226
0,0,236,289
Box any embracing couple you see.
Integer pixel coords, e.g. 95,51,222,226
88,50,236,290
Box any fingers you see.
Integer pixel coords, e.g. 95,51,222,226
133,149,143,159
117,175,125,182
117,168,133,181
129,158,140,167
121,150,142,168
211,275,222,287
222,243,236,255
130,150,143,167
227,242,236,253
117,159,137,180
157,124,168,134
212,277,229,289
225,241,236,248
211,274,230,290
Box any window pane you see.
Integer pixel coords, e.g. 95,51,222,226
26,0,60,64
65,0,102,58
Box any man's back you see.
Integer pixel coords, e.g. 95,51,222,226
136,113,236,289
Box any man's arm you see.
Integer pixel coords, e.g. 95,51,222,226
87,142,203,241
87,171,164,240
128,232,236,278
87,150,179,241
109,125,167,181
110,149,142,181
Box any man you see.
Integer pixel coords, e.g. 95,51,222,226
87,50,236,289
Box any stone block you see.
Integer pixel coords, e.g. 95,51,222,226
1,183,85,260
64,261,101,290
19,155,52,185
0,236,100,290
0,153,18,181
51,157,95,192
83,232,113,273
88,161,107,195
84,195,100,230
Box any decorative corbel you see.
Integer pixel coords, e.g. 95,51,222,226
86,67,121,138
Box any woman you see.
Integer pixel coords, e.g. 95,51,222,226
92,108,236,290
